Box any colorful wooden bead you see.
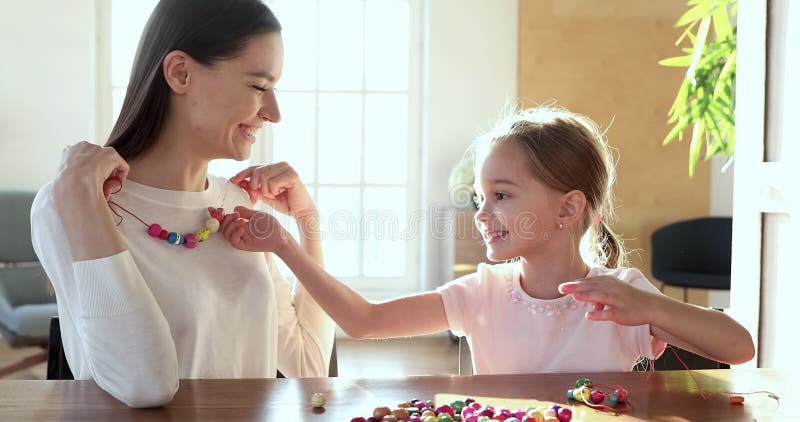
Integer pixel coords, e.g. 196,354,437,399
391,408,409,420
613,388,628,403
435,404,455,416
211,208,225,222
197,227,211,241
147,224,162,237
730,395,744,405
556,408,572,422
590,389,604,404
575,378,592,388
204,217,220,233
523,411,544,422
311,392,325,408
373,407,392,418
159,229,169,240
184,233,199,249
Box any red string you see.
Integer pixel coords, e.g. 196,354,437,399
661,345,781,403
107,200,151,228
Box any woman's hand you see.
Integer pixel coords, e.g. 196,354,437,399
50,141,130,261
559,276,658,326
220,206,291,253
230,162,316,219
53,141,129,204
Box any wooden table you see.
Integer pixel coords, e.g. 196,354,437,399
0,369,796,421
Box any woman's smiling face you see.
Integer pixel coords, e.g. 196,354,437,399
183,31,284,162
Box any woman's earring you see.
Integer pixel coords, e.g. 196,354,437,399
558,222,564,230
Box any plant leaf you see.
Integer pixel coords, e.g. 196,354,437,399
659,55,693,67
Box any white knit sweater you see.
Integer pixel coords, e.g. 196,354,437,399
30,176,334,407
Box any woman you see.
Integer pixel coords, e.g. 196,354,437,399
30,0,333,408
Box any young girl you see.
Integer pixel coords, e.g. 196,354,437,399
225,106,755,374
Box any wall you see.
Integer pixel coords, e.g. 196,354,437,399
422,0,518,291
0,1,97,191
517,0,712,304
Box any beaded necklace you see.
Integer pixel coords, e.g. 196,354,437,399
107,181,229,249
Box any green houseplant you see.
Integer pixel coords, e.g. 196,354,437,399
660,0,737,177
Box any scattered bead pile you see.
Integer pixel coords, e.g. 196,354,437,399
349,397,572,422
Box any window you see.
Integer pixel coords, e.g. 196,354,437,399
106,0,421,294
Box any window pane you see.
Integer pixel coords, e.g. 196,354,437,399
270,0,317,90
363,187,406,277
112,87,126,125
318,93,362,183
273,92,316,183
318,0,364,90
364,94,408,184
365,0,409,91
318,187,361,277
111,0,159,87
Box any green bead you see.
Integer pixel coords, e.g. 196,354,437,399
438,415,454,422
575,378,593,388
450,400,466,414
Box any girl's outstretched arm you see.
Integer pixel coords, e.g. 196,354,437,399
222,206,450,339
560,277,755,365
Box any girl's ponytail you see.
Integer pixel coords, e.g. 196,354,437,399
596,218,626,268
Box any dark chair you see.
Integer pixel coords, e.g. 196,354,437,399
0,191,58,378
47,316,338,379
46,317,73,380
634,345,727,371
651,217,732,302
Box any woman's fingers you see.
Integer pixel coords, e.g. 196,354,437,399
233,205,258,219
230,165,257,185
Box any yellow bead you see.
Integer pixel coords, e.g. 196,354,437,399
204,217,220,233
578,386,592,402
197,227,211,241
525,411,544,422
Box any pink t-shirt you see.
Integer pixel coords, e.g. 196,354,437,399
437,262,667,374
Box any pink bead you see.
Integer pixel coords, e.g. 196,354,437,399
435,405,454,416
184,233,199,249
614,388,628,403
590,390,604,404
557,408,572,422
147,224,162,237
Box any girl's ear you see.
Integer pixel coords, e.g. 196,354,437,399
162,50,192,94
557,190,587,229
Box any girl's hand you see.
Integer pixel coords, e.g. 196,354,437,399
53,141,129,203
220,205,291,253
230,162,316,219
559,276,657,326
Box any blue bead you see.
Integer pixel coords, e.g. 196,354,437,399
610,394,618,403
167,232,178,244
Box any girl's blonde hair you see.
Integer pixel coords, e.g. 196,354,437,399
473,105,626,268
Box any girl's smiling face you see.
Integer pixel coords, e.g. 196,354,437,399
473,140,565,262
